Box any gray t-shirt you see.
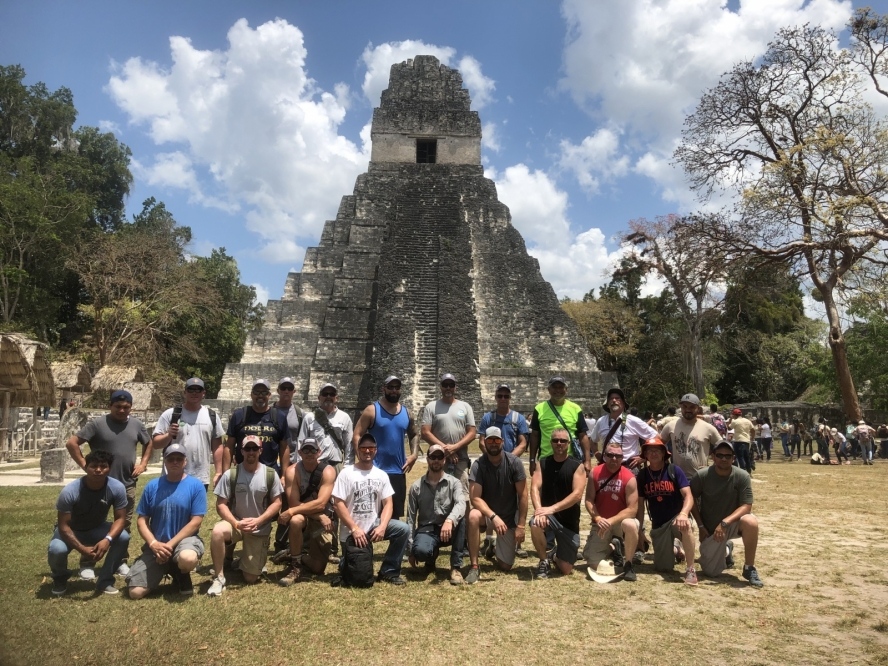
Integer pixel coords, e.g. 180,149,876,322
56,476,128,531
468,452,526,528
76,415,150,488
213,463,284,537
421,399,476,463
155,405,225,485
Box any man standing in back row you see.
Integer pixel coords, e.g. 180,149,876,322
529,376,591,475
421,373,477,499
659,393,721,478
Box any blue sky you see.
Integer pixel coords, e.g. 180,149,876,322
1,0,875,303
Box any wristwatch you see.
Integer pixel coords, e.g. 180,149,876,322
719,520,729,530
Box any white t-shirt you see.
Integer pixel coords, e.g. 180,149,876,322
760,423,772,439
332,464,394,542
155,406,225,485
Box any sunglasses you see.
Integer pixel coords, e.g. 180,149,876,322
320,392,336,397
358,445,377,451
427,454,446,461
252,391,271,397
299,447,319,454
495,394,511,399
243,445,261,452
714,452,734,460
441,382,456,388
486,438,503,444
604,453,624,459
279,386,295,391
185,387,204,393
551,438,569,444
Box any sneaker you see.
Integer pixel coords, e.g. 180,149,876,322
536,559,550,579
175,570,194,596
632,550,645,565
377,574,406,586
98,584,119,595
330,575,343,588
79,567,96,581
743,565,764,588
278,561,302,587
328,554,340,565
207,575,226,596
449,568,464,585
610,538,625,567
482,540,496,561
270,549,291,565
623,561,637,582
465,567,480,585
515,547,530,559
725,541,735,569
115,562,130,577
51,580,67,596
684,568,698,586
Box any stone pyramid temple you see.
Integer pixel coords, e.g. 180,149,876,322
218,56,615,416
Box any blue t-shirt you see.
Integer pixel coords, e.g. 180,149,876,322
137,474,207,542
56,476,128,532
637,464,689,529
370,402,410,476
478,410,529,453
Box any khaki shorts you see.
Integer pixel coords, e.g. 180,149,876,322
447,459,470,497
126,535,204,590
582,517,639,568
228,526,270,576
699,520,744,577
300,516,333,573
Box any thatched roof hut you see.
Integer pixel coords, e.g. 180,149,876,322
124,381,162,411
0,334,55,407
91,366,144,392
51,362,92,393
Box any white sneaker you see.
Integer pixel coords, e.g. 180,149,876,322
79,567,96,581
207,575,226,597
115,562,130,577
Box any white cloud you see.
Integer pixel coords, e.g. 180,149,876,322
558,127,630,196
252,283,269,306
98,119,121,135
107,18,368,262
481,122,501,152
360,41,495,110
559,0,852,203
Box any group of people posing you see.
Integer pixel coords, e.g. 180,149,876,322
49,374,764,597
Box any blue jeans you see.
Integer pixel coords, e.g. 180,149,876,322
340,519,410,578
780,433,790,456
48,523,130,588
734,442,752,473
412,519,466,569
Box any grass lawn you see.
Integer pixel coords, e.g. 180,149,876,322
1,460,887,666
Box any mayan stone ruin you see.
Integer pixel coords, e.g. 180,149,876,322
218,55,616,416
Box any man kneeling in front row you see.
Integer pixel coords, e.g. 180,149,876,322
690,440,764,588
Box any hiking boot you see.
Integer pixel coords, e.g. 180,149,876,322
743,565,764,588
536,559,551,580
449,568,464,585
465,567,480,585
610,538,625,567
79,567,96,581
115,562,130,577
515,547,530,559
98,584,119,595
328,554,340,565
725,541,735,569
270,549,291,565
623,561,637,582
174,570,194,596
207,575,226,596
278,561,302,587
632,550,645,565
482,539,496,561
684,568,698,587
377,574,406,586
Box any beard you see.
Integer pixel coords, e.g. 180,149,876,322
383,392,400,404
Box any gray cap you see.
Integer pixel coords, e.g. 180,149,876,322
495,383,512,393
319,382,338,394
714,439,734,453
298,438,320,451
164,442,188,458
680,393,701,406
383,375,401,386
185,377,205,389
252,378,271,390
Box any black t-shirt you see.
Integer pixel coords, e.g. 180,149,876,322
539,455,581,533
468,452,526,528
227,407,288,472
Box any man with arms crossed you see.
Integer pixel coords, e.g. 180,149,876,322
48,449,130,596
405,443,467,585
690,440,764,588
277,437,337,586
529,427,585,579
583,441,640,581
464,427,528,584
207,435,284,596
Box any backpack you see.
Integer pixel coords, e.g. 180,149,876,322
710,413,727,436
340,535,374,588
488,409,521,442
226,464,277,514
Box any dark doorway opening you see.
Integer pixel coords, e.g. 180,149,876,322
416,139,437,163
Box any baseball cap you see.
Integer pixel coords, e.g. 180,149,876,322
714,440,734,453
495,383,512,393
440,373,456,384
252,379,271,390
298,438,319,452
184,377,205,389
548,376,567,387
357,432,377,447
319,382,338,394
110,389,133,404
164,442,188,458
485,427,503,440
278,377,295,388
242,435,263,448
427,444,446,456
680,393,701,406
731,408,742,416
383,375,401,386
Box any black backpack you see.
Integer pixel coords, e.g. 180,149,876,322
340,535,374,588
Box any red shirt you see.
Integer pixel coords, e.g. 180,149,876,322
592,465,634,519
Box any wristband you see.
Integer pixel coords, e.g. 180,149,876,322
104,535,113,543
149,539,157,547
